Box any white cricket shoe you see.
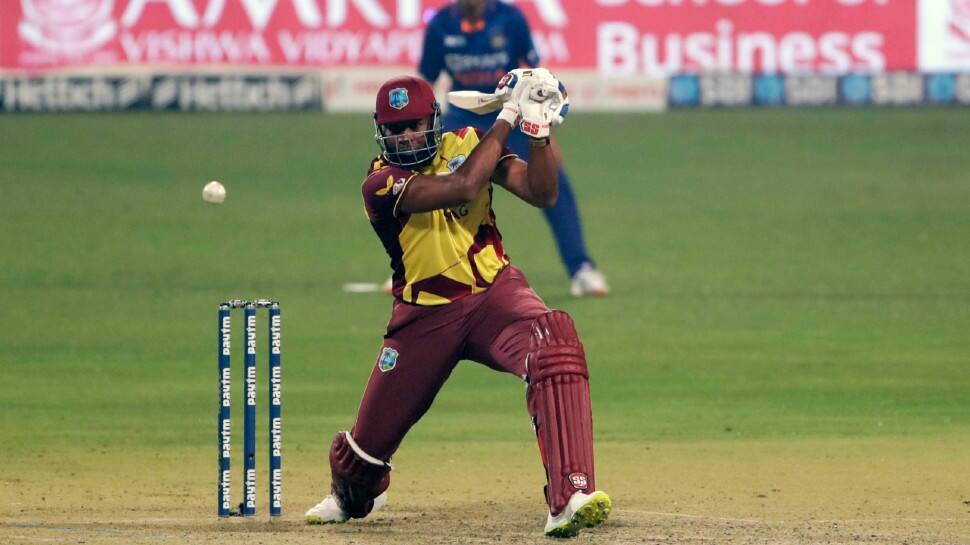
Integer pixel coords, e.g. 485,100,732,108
544,490,612,538
570,264,609,297
305,492,387,524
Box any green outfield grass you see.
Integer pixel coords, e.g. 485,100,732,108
1,110,968,541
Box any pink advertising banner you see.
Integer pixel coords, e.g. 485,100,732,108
1,0,922,74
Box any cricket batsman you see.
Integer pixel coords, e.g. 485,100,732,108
304,70,611,538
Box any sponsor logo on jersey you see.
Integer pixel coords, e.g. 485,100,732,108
447,154,466,172
444,35,466,48
378,346,399,372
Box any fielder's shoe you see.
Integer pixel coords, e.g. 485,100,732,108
570,264,609,298
304,492,387,524
544,490,612,538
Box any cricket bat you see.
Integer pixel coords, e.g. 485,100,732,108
446,90,505,114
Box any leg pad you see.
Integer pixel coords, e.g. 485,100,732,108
526,311,596,516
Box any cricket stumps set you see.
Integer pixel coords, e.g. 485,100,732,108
218,299,282,517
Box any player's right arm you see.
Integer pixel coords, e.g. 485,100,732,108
492,136,559,208
396,117,515,214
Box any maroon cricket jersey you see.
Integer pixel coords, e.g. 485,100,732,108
362,127,516,306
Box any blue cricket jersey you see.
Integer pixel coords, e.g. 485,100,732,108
419,0,540,94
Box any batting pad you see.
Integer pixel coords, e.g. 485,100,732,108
526,311,596,516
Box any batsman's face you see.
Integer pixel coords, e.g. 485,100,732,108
382,117,430,153
457,0,486,20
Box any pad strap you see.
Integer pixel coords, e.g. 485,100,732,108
329,431,392,518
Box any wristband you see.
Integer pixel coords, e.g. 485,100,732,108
529,136,551,148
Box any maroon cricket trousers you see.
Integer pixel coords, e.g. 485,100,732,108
350,266,549,460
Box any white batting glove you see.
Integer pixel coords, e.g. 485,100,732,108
493,68,559,106
496,98,520,127
493,68,528,105
516,77,569,139
549,78,569,127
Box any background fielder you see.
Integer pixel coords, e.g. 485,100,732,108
419,0,609,297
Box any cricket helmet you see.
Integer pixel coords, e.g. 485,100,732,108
374,75,442,168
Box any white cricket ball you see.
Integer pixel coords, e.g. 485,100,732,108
202,181,226,204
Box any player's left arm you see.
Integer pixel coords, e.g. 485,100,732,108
493,139,559,208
